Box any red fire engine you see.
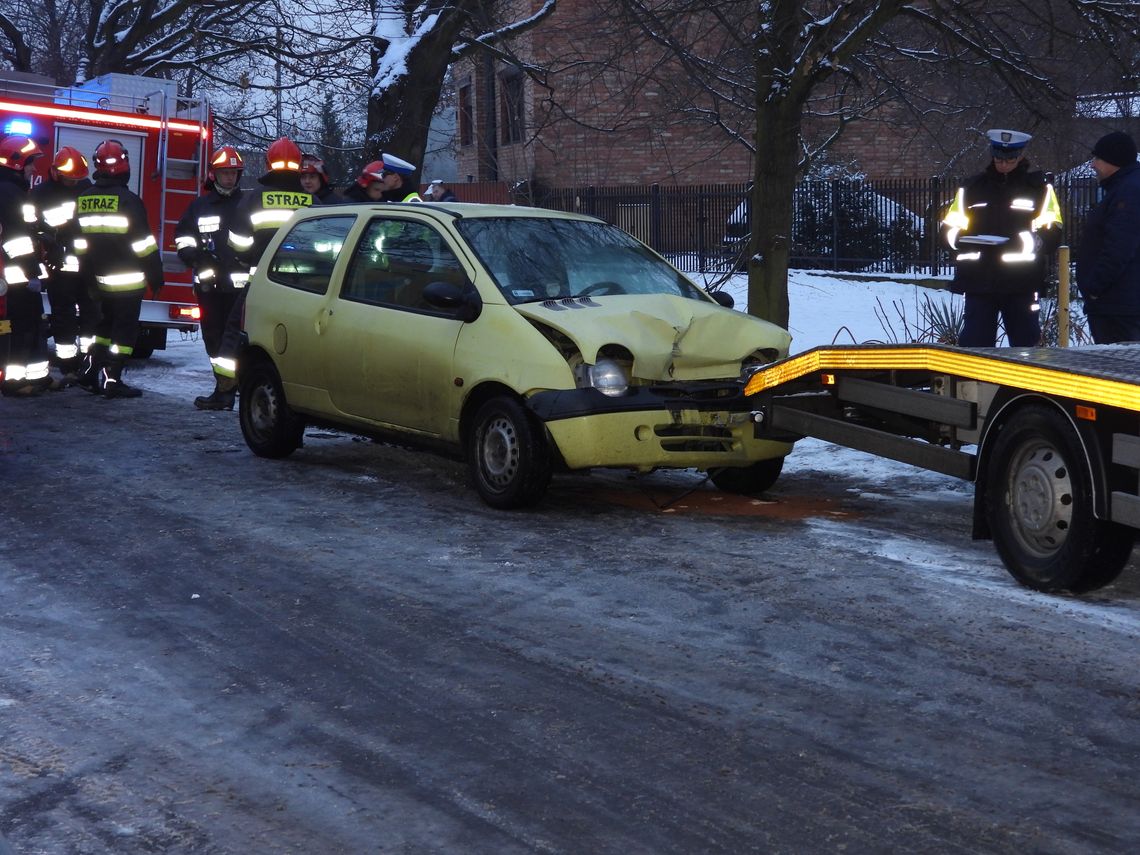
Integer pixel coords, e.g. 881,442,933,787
1,69,211,357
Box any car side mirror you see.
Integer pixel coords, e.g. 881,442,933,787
709,290,735,309
423,280,483,322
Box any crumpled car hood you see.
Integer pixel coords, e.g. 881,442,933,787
514,294,791,381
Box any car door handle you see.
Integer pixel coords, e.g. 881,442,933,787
315,306,333,335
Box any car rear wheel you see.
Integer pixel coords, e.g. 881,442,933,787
708,457,784,495
468,396,552,509
239,358,305,459
985,403,1133,593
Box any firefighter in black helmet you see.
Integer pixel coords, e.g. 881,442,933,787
74,139,163,398
176,145,246,405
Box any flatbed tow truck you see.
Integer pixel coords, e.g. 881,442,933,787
743,343,1140,594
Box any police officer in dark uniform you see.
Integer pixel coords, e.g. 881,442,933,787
0,135,50,397
176,145,246,405
941,129,1063,347
74,139,163,398
194,137,312,410
30,145,95,384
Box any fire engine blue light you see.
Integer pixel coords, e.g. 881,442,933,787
4,118,33,136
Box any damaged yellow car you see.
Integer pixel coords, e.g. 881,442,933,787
238,203,793,508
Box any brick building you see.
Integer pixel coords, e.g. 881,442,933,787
453,0,1139,190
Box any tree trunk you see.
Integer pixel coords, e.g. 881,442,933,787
747,97,801,329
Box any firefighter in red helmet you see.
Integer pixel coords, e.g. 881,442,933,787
299,153,342,204
194,137,312,410
343,152,419,203
0,135,51,396
30,145,96,384
73,139,163,398
175,145,247,405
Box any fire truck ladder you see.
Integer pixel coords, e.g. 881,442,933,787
152,89,209,268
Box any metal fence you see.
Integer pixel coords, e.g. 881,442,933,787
513,177,1102,276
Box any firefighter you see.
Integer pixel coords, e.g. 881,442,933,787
30,145,96,384
0,135,50,397
194,137,312,410
299,154,342,204
74,139,163,398
941,129,1063,347
342,153,420,203
175,145,246,403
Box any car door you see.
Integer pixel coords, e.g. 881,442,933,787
321,216,469,436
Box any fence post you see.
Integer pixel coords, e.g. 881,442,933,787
929,176,941,276
1057,245,1070,348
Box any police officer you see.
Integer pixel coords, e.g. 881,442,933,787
30,145,95,384
941,129,1063,347
176,145,245,404
0,135,50,397
194,137,312,410
74,139,163,398
342,153,419,203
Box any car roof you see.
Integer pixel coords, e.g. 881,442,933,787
295,201,605,225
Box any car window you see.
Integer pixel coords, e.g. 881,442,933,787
340,218,466,312
455,217,706,304
265,216,355,294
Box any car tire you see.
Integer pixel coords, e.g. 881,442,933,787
985,403,1134,593
468,396,552,509
239,358,305,459
708,457,784,495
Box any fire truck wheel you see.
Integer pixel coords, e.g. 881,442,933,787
239,357,305,459
985,403,1134,593
708,457,785,495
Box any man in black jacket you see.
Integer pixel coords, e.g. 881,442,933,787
941,129,1062,347
0,135,49,397
74,139,164,398
30,145,94,384
176,145,246,403
194,137,312,410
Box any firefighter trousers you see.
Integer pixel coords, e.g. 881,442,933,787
197,287,241,359
94,289,145,355
46,272,100,355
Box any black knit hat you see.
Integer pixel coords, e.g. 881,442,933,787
1092,131,1138,168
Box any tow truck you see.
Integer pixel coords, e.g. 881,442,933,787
1,69,211,356
744,343,1140,594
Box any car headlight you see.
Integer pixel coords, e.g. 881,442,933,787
588,358,629,397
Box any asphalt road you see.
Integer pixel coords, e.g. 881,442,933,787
2,361,1139,854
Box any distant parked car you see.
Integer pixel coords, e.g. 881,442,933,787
238,203,795,507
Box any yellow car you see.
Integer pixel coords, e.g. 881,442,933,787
238,203,793,508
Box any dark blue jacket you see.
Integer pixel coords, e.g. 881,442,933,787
1078,162,1140,315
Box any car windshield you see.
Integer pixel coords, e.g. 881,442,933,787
455,217,707,304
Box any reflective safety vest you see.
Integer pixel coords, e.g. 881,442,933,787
74,181,161,294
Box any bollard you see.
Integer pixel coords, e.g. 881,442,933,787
1057,245,1070,348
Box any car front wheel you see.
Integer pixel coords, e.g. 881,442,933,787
239,358,305,459
467,396,552,509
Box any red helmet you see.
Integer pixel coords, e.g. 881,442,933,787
208,145,244,181
93,139,130,176
356,160,385,188
266,137,302,172
300,154,330,180
0,136,44,171
52,146,89,179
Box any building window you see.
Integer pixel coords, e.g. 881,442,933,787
500,70,524,144
459,83,474,147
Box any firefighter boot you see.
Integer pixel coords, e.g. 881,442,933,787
99,356,143,399
194,376,237,411
76,344,109,395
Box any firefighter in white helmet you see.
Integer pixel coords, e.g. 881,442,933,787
73,139,164,398
176,145,246,406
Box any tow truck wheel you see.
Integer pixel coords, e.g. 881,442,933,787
986,404,1134,593
467,395,552,509
709,457,785,495
239,358,305,459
